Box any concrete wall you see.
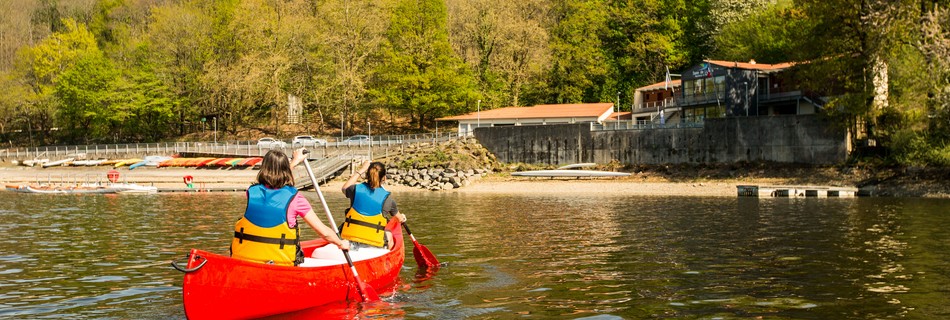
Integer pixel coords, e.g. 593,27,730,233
474,115,849,165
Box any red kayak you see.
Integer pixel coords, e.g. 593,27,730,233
175,219,404,319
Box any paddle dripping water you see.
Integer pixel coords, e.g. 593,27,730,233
1,192,950,318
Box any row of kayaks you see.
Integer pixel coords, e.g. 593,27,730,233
157,157,262,168
4,183,158,194
17,156,263,169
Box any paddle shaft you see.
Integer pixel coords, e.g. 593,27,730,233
403,223,422,243
300,151,376,301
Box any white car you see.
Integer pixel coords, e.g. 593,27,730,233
257,137,287,149
292,135,327,147
342,135,370,143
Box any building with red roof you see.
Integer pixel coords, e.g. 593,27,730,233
437,103,615,136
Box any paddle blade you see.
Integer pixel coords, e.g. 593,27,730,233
343,250,381,302
356,280,381,301
412,240,440,269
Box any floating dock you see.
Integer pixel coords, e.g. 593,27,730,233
737,185,859,198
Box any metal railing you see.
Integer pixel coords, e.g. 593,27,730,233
2,132,458,161
633,98,677,113
591,121,704,131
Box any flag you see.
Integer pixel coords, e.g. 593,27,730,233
664,66,672,90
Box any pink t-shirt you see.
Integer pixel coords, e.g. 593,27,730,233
286,193,313,228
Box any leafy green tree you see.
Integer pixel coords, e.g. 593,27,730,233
309,0,392,134
16,18,101,143
448,0,551,108
372,0,479,130
715,2,805,63
604,0,692,106
793,0,919,145
544,0,612,104
146,1,213,135
54,51,116,142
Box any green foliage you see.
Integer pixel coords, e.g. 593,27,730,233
0,0,948,166
545,0,612,104
715,3,804,63
372,0,479,129
54,51,117,141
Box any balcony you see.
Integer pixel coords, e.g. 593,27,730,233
633,98,677,114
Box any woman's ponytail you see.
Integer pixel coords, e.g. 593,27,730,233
365,162,386,189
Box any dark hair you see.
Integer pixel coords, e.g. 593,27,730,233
364,162,386,189
256,150,294,188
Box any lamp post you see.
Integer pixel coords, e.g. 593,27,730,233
368,121,372,159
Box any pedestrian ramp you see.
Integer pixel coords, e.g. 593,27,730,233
293,155,354,189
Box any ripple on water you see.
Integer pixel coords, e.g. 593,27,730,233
77,275,129,283
0,268,23,275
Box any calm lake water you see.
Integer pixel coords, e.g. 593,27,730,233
0,190,948,319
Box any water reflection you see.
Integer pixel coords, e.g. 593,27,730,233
0,192,948,319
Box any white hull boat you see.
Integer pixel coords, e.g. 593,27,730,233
511,170,631,177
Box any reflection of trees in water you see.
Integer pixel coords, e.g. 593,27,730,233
858,199,950,318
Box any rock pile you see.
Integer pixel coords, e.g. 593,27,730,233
386,167,490,191
375,137,498,191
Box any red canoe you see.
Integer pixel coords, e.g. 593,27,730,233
177,219,404,319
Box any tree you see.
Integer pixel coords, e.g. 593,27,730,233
544,0,612,104
448,0,551,108
715,2,805,63
794,0,919,144
146,1,213,135
54,50,116,142
372,0,479,130
310,0,392,134
603,0,693,106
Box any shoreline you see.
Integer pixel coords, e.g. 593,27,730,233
2,165,948,198
0,165,736,196
0,165,826,198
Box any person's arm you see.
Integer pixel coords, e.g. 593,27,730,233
301,209,350,250
289,148,306,168
383,198,406,223
342,160,371,192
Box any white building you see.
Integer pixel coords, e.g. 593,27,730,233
437,103,616,136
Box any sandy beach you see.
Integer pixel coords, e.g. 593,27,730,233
0,165,739,197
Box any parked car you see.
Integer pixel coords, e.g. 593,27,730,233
257,137,287,149
292,135,327,147
342,135,370,143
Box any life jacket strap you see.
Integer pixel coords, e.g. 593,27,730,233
344,217,385,233
234,230,298,248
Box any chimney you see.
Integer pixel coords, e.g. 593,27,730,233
749,59,757,64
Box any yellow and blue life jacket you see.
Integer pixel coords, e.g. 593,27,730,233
340,183,390,247
231,184,301,266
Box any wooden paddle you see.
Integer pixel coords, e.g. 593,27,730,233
300,150,380,302
402,223,440,269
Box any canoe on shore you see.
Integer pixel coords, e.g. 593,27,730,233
176,219,405,319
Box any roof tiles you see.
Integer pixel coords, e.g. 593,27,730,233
438,103,614,121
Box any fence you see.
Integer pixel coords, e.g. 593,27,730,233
1,132,457,161
591,121,704,131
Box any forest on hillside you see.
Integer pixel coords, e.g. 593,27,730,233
1,0,949,165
